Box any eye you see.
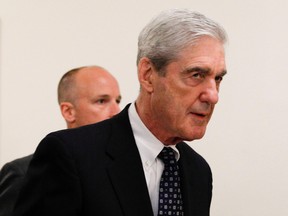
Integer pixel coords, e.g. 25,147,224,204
191,72,205,79
215,75,223,83
96,99,106,104
182,71,206,87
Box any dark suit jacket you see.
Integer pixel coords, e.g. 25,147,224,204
0,155,32,216
13,104,212,216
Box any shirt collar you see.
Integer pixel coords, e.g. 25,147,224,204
128,103,180,167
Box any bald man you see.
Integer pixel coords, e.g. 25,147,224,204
58,66,121,128
0,65,121,216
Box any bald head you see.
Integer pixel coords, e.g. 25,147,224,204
58,66,121,128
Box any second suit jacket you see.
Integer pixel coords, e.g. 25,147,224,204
0,155,32,216
13,104,212,216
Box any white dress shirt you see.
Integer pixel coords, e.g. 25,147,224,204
128,103,180,216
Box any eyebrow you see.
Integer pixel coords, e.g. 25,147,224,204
97,94,110,98
218,70,228,77
97,95,122,100
183,67,209,73
183,67,227,77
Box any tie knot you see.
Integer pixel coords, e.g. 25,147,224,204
158,147,176,165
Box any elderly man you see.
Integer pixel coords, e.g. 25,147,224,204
12,9,227,216
0,65,121,216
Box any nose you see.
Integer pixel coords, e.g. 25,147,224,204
199,80,219,105
109,101,121,117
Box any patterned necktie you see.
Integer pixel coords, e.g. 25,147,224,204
157,147,184,216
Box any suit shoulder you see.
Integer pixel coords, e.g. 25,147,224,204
50,118,113,139
44,104,130,143
34,119,115,160
0,155,33,177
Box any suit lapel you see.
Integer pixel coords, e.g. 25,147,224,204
105,105,154,216
177,142,212,216
177,143,201,216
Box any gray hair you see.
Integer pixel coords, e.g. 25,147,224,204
137,9,227,75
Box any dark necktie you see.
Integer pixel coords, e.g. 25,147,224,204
157,147,184,216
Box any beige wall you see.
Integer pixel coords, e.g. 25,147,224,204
1,0,288,215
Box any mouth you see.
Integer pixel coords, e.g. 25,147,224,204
190,112,209,120
192,112,208,117
195,113,206,117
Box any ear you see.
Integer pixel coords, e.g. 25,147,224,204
138,57,156,93
60,102,76,124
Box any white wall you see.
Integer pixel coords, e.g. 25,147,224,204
1,0,288,215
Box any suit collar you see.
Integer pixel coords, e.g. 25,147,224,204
105,104,154,216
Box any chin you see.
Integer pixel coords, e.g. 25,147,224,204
184,128,206,141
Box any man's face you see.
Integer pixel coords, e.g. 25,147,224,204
72,68,121,128
150,37,226,143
